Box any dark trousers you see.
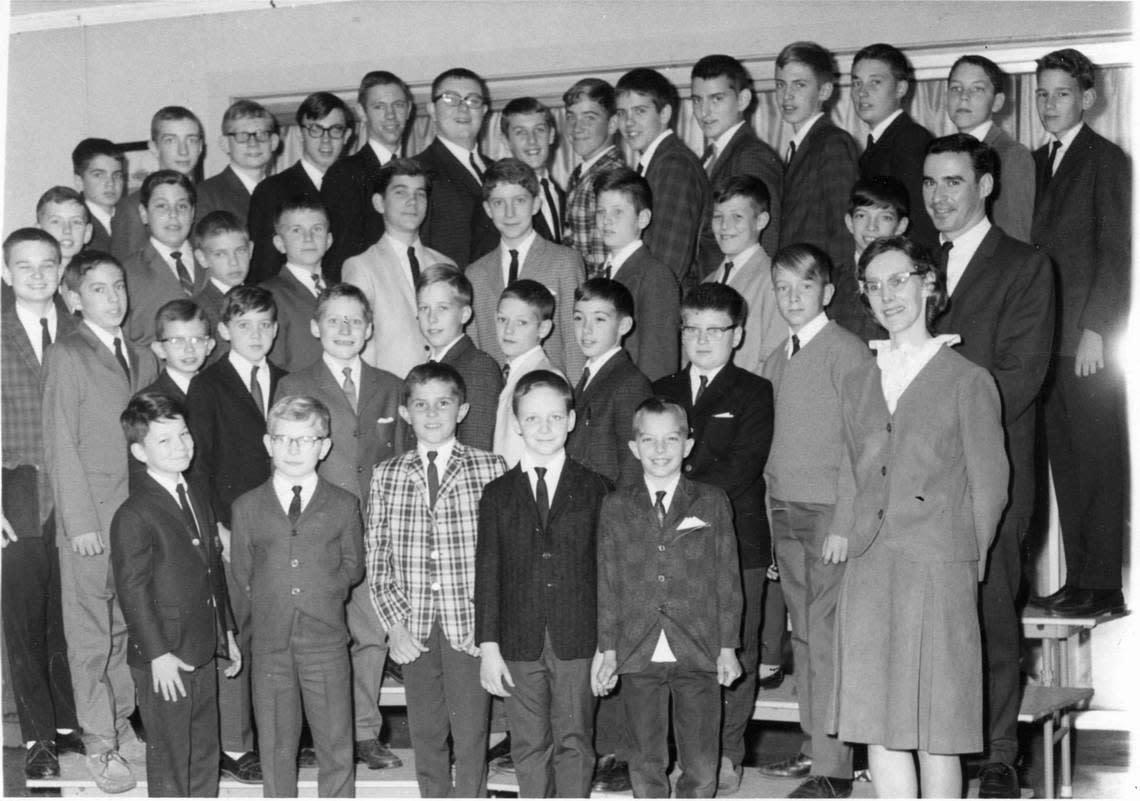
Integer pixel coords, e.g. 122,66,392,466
721,567,763,768
216,560,253,752
980,515,1028,766
132,659,220,797
594,689,627,758
402,618,489,797
771,500,852,778
252,612,354,798
504,631,595,798
622,662,719,798
1044,358,1126,590
0,516,77,744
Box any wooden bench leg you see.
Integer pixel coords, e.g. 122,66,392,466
1059,710,1073,798
1043,715,1055,799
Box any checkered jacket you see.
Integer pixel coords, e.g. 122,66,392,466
563,146,626,275
366,443,507,653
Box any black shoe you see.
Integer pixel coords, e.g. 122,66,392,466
758,667,785,690
1030,585,1074,609
760,752,812,778
55,730,86,756
383,660,404,683
788,776,853,798
297,746,318,768
355,738,403,770
220,751,263,784
592,753,632,792
1043,588,1126,618
977,761,1020,798
487,736,514,773
25,741,60,780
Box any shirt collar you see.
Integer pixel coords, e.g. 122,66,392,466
637,129,673,172
432,335,464,361
500,230,538,277
322,352,362,379
163,367,193,394
789,312,829,354
86,199,113,229
211,276,236,295
608,239,643,272
579,144,617,173
643,473,681,509
417,437,456,469
147,469,188,504
721,243,760,274
229,165,262,195
584,345,622,378
520,449,567,493
791,113,824,147
150,236,191,271
689,363,726,397
14,300,56,333
83,318,122,351
437,136,482,176
273,471,319,510
1055,121,1084,150
965,120,994,142
299,157,326,190
507,344,545,373
285,262,323,295
941,215,992,249
227,347,266,375
368,138,399,165
711,120,745,155
869,109,904,142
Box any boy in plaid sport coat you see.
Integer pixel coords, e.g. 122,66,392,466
366,362,507,797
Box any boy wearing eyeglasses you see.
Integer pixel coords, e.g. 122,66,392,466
232,394,363,797
197,100,280,231
145,299,215,402
415,67,498,268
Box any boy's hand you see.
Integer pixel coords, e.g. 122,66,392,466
151,652,194,701
1,515,17,548
717,648,742,687
217,523,232,563
821,534,848,565
1075,329,1104,377
387,622,429,664
71,531,104,556
479,643,514,697
223,631,242,678
591,650,618,696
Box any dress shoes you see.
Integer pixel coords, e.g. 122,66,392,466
788,776,853,798
87,750,136,794
758,666,785,691
383,660,404,683
977,761,1020,798
25,740,60,780
487,735,514,773
592,753,632,792
1042,588,1125,618
760,752,812,778
1030,585,1074,609
220,751,263,783
355,738,403,769
55,730,85,755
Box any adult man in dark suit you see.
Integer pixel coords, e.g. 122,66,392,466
925,134,1054,799
1030,48,1131,620
691,54,783,275
322,71,413,279
616,68,711,289
247,93,352,283
501,96,566,244
415,68,498,268
852,43,937,248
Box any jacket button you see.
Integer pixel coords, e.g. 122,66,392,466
191,538,200,546
684,464,693,473
877,509,884,519
291,587,300,595
881,466,887,476
429,550,439,560
657,605,666,613
542,552,552,559
290,559,299,568
657,545,665,552
357,466,364,473
430,582,441,591
657,575,665,582
886,423,892,433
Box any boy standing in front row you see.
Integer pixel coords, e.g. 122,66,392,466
594,398,742,798
232,396,363,798
368,363,507,797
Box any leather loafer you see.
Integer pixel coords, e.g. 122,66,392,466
220,751,263,783
487,735,514,773
1030,585,1074,609
977,761,1020,798
758,666,785,690
760,752,812,778
592,753,632,792
789,776,853,798
25,740,60,779
55,730,86,756
383,660,404,683
1042,588,1125,618
355,738,403,769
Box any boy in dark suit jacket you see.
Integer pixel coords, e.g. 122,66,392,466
191,211,251,365
248,93,351,283
111,392,239,797
232,396,363,797
2,229,80,781
145,299,216,402
501,96,565,243
197,100,279,230
1030,48,1131,618
691,54,784,273
593,398,743,798
852,44,936,248
72,139,126,254
652,283,774,795
476,371,613,798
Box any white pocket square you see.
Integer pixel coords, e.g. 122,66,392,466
712,412,734,419
677,516,709,532
377,417,394,424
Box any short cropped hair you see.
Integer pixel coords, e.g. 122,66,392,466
140,169,197,208
500,96,557,135
593,166,653,214
150,105,204,142
267,395,331,438
36,186,88,218
775,41,840,84
852,43,914,85
926,133,998,181
562,78,616,116
681,282,746,327
221,284,276,324
482,158,539,200
358,70,413,106
274,194,329,228
691,54,753,96
221,99,278,134
772,243,833,285
194,210,247,248
431,67,490,105
1036,48,1096,91
574,277,635,320
849,175,910,218
713,174,770,214
416,263,473,307
858,235,947,326
949,54,1008,96
71,137,126,175
373,157,429,198
295,92,352,127
511,369,573,415
121,391,188,446
313,282,373,325
631,396,688,438
501,279,555,322
3,227,62,264
62,250,122,294
402,361,467,406
154,298,209,341
615,68,679,123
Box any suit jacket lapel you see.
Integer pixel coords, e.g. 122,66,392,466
75,323,129,388
141,474,209,563
665,478,698,536
950,225,1000,304
222,166,251,202
5,311,42,376
218,359,262,415
710,125,748,183
693,364,730,415
379,238,417,308
435,139,483,196
318,360,356,418
291,160,319,195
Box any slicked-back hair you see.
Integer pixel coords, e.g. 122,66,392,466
267,394,331,438
402,361,467,406
615,68,680,122
358,70,413,106
314,282,373,325
4,227,62,265
121,391,189,446
416,263,473,307
72,137,126,175
482,158,540,200
562,78,617,116
36,186,88,218
63,250,122,294
511,368,573,415
772,243,833,285
154,298,209,342
775,41,840,84
221,284,277,324
593,166,653,214
1036,48,1096,91
150,105,204,142
849,175,910,218
501,279,555,322
373,157,430,198
574,277,636,320
858,235,947,326
713,174,770,214
926,133,999,181
852,43,914,85
949,54,1008,96
681,282,746,327
140,169,197,208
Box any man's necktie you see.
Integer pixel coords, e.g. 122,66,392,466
502,363,511,382
721,261,734,284
113,337,130,380
1044,139,1062,189
311,272,325,294
695,374,708,405
654,490,667,525
469,152,485,182
575,366,592,397
172,251,194,296
427,450,439,509
288,485,303,525
703,143,717,174
534,466,550,528
601,259,613,280
250,365,265,418
938,240,954,274
791,334,801,357
635,162,644,176
176,484,201,542
408,246,421,286
508,249,520,285
541,178,562,243
865,134,874,152
40,318,51,363
568,164,583,193
785,140,797,165
342,366,357,413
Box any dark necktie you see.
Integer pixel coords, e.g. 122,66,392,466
407,246,421,286
601,259,613,280
785,140,797,164
311,272,325,294
1044,139,1062,189
635,162,644,176
288,485,303,525
574,366,592,397
534,466,549,528
541,179,562,243
695,373,708,405
654,490,667,525
469,152,485,182
791,334,801,357
721,261,734,284
938,240,954,275
172,251,194,296
502,363,511,382
341,366,357,413
427,450,439,509
508,249,520,285
702,143,717,174
175,484,201,542
39,317,51,362
249,365,265,418
113,337,130,380
865,133,874,152
568,164,583,193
